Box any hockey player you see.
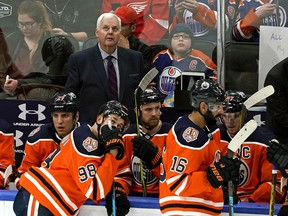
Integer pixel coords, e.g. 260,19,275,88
105,86,172,216
159,79,240,215
232,0,288,42
13,100,130,215
220,90,283,203
16,92,80,181
0,118,15,189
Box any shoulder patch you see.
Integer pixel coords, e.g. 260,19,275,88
28,127,41,137
182,127,199,143
82,137,98,152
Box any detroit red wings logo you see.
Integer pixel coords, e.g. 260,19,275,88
182,127,199,142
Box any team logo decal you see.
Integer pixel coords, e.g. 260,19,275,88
28,126,41,137
18,103,46,121
182,127,199,142
258,5,287,27
183,3,210,37
159,66,182,95
82,137,98,152
0,2,12,18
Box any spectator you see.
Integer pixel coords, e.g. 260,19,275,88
15,92,81,189
105,87,172,215
114,6,163,73
0,118,15,189
0,0,23,36
39,0,99,42
264,57,288,145
220,90,283,203
5,0,53,77
159,79,240,215
65,12,144,125
153,23,217,106
0,27,19,98
101,0,170,45
169,0,240,42
14,35,74,100
13,100,130,216
232,0,288,42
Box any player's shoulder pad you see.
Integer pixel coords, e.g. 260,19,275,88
124,124,137,135
27,122,56,142
248,126,276,146
173,115,209,148
72,124,105,156
159,122,173,133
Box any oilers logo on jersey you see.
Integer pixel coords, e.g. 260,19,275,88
238,160,250,187
131,156,158,186
159,66,182,95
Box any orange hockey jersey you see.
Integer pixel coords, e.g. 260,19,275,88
0,119,15,188
159,115,226,215
115,122,172,196
19,124,119,215
220,124,284,203
18,122,62,174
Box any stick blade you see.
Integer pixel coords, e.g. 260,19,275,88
4,165,13,186
138,67,158,92
228,119,258,154
244,85,274,109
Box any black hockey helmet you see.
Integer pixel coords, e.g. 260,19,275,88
42,35,74,66
50,92,79,113
139,86,161,106
190,79,225,108
98,100,130,131
224,90,247,112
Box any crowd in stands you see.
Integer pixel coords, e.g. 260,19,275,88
1,0,288,215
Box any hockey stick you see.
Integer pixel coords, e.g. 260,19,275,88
4,164,13,187
227,119,258,216
134,67,158,197
107,120,116,216
243,85,274,110
269,166,277,216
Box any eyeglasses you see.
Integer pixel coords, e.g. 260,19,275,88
17,21,36,29
172,34,190,40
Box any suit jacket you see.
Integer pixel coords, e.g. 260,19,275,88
65,44,144,124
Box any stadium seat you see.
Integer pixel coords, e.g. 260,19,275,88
82,36,98,50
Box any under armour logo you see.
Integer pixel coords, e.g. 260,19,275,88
18,104,46,121
15,130,24,148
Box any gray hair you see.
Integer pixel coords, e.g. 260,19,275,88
96,12,121,29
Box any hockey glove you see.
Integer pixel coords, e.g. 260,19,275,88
132,135,162,168
101,125,124,160
267,139,288,177
105,182,130,216
278,202,288,216
206,155,240,188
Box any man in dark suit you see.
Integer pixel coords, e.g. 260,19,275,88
65,12,144,124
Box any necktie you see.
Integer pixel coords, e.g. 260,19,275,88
107,56,118,100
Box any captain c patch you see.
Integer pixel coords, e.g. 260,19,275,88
83,137,98,152
182,127,199,142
